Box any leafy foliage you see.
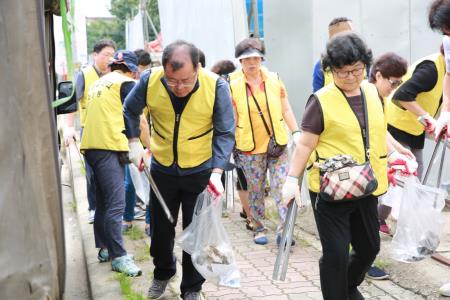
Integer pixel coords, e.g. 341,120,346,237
86,0,160,54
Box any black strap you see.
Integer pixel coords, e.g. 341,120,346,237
336,86,370,161
360,90,370,161
246,83,272,136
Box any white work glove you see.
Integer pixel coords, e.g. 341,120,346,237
388,150,418,175
435,112,450,141
418,113,436,136
292,131,301,146
63,126,76,146
128,141,145,168
282,176,301,207
208,172,224,202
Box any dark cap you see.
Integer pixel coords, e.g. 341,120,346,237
109,50,138,73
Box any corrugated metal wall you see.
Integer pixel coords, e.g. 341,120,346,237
264,0,442,119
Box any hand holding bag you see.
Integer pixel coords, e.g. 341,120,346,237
318,90,378,202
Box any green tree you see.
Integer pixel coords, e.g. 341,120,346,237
86,0,160,54
110,0,139,21
86,18,125,53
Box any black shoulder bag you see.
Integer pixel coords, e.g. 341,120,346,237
247,83,286,158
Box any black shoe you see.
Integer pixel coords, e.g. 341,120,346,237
276,234,296,248
348,288,364,300
366,265,389,280
148,278,171,299
245,219,254,231
184,291,202,300
239,210,247,219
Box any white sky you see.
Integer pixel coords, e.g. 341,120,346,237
76,0,112,18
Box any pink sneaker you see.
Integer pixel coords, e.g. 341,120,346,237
379,224,391,236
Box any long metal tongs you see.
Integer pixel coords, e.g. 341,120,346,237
139,160,174,223
273,174,303,281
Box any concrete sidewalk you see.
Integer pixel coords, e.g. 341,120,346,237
65,141,448,299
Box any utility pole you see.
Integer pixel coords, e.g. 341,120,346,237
141,0,149,44
251,0,260,38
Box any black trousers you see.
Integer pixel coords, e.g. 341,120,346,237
310,191,380,300
149,168,210,297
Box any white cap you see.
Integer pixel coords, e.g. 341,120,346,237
237,48,264,60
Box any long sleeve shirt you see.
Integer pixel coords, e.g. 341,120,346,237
123,69,235,176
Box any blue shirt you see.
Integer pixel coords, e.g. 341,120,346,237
312,60,324,93
123,69,235,176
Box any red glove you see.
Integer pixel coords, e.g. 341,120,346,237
387,168,397,186
418,113,436,135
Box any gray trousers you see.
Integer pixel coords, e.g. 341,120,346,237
84,150,127,259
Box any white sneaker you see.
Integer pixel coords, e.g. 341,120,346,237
88,210,95,224
439,282,450,296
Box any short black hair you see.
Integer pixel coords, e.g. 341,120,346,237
198,49,206,68
133,49,152,66
93,39,117,53
369,52,408,83
110,63,132,73
322,32,373,72
429,0,450,32
234,38,265,58
328,17,351,27
162,40,199,71
211,60,236,76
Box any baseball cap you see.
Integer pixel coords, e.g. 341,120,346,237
236,48,264,60
109,50,138,73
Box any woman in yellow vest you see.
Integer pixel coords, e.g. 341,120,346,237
230,38,300,246
386,48,446,178
81,51,141,277
368,52,416,236
282,33,389,300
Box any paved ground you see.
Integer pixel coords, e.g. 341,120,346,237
64,141,450,299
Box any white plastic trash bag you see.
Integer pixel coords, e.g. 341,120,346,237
391,176,447,262
379,183,404,220
128,164,150,205
177,190,240,288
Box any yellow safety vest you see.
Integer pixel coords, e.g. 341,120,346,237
230,68,288,152
146,67,218,168
323,69,333,87
387,53,445,136
307,81,388,196
79,65,100,127
80,71,133,151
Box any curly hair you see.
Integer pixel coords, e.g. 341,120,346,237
211,60,236,76
321,32,372,72
234,38,265,58
369,52,408,83
429,0,450,32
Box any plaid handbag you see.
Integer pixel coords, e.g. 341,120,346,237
318,89,378,202
319,155,378,202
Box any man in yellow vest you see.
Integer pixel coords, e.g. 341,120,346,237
64,39,117,223
123,40,235,300
80,50,141,277
386,48,445,178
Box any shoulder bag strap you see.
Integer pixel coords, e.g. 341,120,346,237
246,83,272,136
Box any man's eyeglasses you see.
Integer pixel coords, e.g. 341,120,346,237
388,78,403,88
333,67,365,79
165,72,198,88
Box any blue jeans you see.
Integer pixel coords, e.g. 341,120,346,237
84,150,127,259
146,205,151,224
123,165,137,222
80,128,96,211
